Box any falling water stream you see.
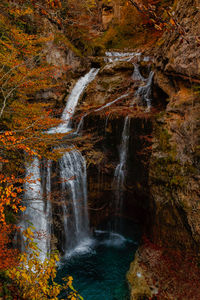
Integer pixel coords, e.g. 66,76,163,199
135,70,154,110
48,68,99,134
113,116,131,227
21,68,99,259
22,157,49,261
112,63,153,230
59,148,90,252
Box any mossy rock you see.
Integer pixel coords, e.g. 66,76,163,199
127,253,153,300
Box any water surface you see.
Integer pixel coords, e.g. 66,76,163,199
57,221,140,300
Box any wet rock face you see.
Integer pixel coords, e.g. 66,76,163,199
99,61,134,75
127,253,154,300
80,61,134,106
35,18,89,107
79,113,153,228
149,89,200,250
155,0,200,79
149,0,200,251
127,0,200,295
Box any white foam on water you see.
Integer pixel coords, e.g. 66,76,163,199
135,70,154,109
64,237,96,259
94,230,129,248
101,232,127,247
60,230,134,263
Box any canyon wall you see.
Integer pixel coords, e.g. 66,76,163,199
127,0,200,298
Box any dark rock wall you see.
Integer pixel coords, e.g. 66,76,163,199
149,88,200,250
82,113,153,228
127,0,200,296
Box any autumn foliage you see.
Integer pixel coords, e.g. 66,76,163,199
0,0,90,297
138,237,200,299
0,0,65,296
0,225,18,271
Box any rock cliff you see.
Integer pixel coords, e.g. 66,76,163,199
155,0,200,80
127,0,200,298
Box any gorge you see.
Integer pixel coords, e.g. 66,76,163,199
0,0,200,299
19,51,155,299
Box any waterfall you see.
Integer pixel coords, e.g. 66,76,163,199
132,64,145,81
22,157,49,261
54,68,99,254
46,160,52,254
23,68,99,258
76,113,88,134
112,67,153,224
135,70,154,109
113,116,130,224
59,148,89,251
48,68,99,134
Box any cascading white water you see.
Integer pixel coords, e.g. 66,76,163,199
75,113,88,134
22,157,49,261
59,147,89,251
46,160,52,254
22,57,153,259
48,68,99,134
132,63,145,81
105,51,141,63
23,68,99,259
113,116,130,218
135,70,154,110
112,64,154,230
54,68,99,254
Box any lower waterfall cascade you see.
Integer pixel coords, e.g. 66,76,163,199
21,68,99,259
21,157,50,261
59,148,89,252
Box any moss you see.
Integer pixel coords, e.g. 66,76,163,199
127,254,153,300
158,128,172,152
153,156,185,188
152,111,199,194
101,80,109,89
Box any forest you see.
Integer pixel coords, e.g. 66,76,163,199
0,0,200,299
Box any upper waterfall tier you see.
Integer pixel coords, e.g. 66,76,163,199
48,68,99,134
